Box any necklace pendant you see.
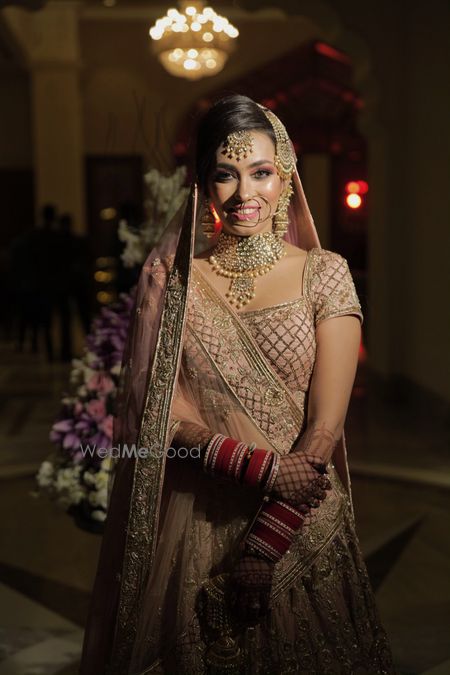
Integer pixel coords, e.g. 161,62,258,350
209,231,285,309
228,276,255,307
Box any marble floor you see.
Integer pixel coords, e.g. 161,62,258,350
0,339,449,674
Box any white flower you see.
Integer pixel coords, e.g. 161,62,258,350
85,351,97,366
83,472,95,485
100,456,114,472
36,461,54,488
77,385,88,398
120,166,188,268
70,357,95,388
91,509,107,522
88,486,108,509
51,465,86,506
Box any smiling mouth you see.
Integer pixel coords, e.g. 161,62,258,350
228,206,261,222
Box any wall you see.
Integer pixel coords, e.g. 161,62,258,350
0,68,31,169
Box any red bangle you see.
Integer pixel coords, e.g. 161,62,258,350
262,452,280,494
204,434,252,484
242,448,273,487
203,434,278,492
245,499,304,562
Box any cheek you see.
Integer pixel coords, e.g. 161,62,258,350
210,182,235,208
261,175,283,204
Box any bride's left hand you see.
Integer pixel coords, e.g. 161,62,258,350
229,553,274,626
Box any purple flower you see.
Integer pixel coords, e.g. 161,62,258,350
46,289,135,478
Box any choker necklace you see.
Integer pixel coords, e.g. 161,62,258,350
209,232,286,308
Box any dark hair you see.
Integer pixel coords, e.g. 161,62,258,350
195,94,276,193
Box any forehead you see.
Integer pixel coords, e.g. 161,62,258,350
216,130,275,166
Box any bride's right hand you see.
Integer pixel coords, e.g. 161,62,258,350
229,553,275,626
271,452,331,509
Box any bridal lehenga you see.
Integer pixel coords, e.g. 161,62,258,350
80,168,395,674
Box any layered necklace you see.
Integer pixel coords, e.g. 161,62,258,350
209,231,286,308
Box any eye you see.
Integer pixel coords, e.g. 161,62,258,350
253,169,273,179
214,171,235,182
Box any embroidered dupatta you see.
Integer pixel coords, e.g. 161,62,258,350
80,165,356,675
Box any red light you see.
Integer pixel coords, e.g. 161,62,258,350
345,180,369,195
346,194,362,209
314,42,351,65
346,181,360,194
357,180,369,194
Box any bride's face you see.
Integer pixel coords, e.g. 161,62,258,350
207,130,285,237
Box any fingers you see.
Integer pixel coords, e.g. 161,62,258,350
319,476,332,492
245,598,262,626
296,503,310,515
232,588,267,626
304,477,330,505
230,579,271,626
311,462,328,475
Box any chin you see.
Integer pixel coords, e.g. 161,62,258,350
221,219,271,237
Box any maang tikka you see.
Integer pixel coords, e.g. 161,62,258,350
257,105,296,236
221,130,254,161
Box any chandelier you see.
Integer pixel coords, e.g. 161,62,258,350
149,1,239,80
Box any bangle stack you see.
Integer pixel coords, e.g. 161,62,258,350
245,498,304,563
203,433,279,492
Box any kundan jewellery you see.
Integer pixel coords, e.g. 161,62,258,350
201,198,217,239
257,105,296,236
209,231,286,308
273,181,294,235
221,130,254,161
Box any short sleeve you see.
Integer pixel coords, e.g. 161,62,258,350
308,249,364,327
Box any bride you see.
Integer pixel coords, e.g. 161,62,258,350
80,94,395,674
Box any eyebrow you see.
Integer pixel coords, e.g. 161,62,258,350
215,160,274,170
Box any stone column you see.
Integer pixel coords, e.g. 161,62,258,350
2,1,86,233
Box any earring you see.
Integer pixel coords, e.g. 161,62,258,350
201,199,217,239
273,180,293,236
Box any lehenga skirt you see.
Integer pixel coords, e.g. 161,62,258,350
141,475,395,675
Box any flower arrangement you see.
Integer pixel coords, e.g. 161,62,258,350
35,293,134,531
118,165,188,268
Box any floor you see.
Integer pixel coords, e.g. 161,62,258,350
0,340,449,675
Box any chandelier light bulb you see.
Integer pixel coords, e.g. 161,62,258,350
149,0,239,80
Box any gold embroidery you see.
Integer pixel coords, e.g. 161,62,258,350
159,495,394,674
307,248,364,326
109,188,197,673
188,266,305,455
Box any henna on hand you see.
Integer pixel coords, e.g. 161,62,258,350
272,453,331,509
230,553,275,626
269,422,338,509
172,421,213,459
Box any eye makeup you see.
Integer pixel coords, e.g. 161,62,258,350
213,167,274,183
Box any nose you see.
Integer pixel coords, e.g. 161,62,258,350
235,175,253,203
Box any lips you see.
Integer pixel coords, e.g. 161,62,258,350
229,206,261,221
